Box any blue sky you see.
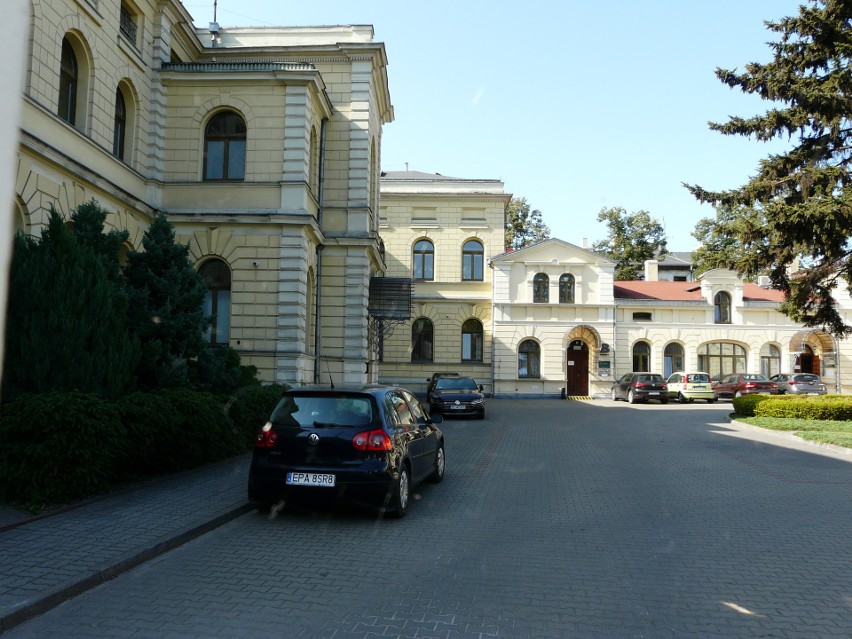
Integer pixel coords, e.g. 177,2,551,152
186,0,803,251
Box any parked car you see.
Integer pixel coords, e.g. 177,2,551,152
429,376,486,418
666,371,717,403
712,373,778,398
611,373,668,404
248,384,444,518
425,372,460,402
769,373,828,395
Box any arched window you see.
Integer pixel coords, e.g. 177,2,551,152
533,273,549,303
204,111,246,181
113,87,127,159
698,342,746,379
559,274,575,303
518,340,540,378
58,37,78,125
413,240,434,281
632,341,651,372
664,343,684,377
760,344,781,378
411,318,433,362
199,258,231,345
462,240,484,281
462,319,483,362
714,291,732,324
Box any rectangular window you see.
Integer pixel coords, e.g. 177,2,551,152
633,312,652,322
119,5,138,46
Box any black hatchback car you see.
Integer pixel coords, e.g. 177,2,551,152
248,385,444,518
611,372,669,404
428,376,486,418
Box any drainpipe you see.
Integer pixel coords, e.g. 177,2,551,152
313,118,328,383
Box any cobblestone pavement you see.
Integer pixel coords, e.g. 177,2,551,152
2,400,851,638
0,454,253,632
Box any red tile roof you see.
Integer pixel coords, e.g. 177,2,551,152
613,281,785,302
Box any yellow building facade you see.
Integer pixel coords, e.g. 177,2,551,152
376,171,510,395
16,0,392,386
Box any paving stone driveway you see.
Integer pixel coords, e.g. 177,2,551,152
5,399,851,638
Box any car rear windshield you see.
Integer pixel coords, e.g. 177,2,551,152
637,375,663,382
687,374,710,383
270,395,374,427
795,375,821,383
435,377,479,391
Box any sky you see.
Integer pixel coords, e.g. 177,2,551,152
184,0,805,251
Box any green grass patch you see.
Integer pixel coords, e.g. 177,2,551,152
736,415,852,448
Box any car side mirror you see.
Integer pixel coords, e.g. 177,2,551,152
479,385,484,392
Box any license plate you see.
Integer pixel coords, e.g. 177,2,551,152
648,391,659,395
808,392,820,396
694,385,705,390
450,405,465,410
286,472,336,487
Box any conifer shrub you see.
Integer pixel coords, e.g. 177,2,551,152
115,391,180,476
157,388,242,468
0,392,125,506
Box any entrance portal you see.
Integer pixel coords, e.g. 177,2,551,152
565,340,589,396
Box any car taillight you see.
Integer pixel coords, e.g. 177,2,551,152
634,382,645,388
789,380,800,385
352,429,393,451
255,421,278,448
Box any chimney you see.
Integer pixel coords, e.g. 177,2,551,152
581,237,589,249
644,259,659,282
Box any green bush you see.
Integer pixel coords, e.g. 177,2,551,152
157,388,242,468
731,393,773,417
226,383,290,448
115,391,182,476
755,395,852,421
0,392,125,507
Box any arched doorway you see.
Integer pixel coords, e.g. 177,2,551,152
565,339,589,396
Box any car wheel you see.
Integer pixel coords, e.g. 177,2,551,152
388,464,410,518
611,388,619,401
708,397,717,403
628,390,638,404
678,392,688,404
429,445,445,483
477,410,485,420
660,398,669,404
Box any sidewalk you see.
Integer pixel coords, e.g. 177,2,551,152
0,453,254,634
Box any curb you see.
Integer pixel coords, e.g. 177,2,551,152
0,502,254,634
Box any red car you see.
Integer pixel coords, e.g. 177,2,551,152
712,373,778,399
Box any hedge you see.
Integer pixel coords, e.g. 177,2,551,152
731,393,773,417
0,392,125,506
754,395,852,421
0,384,289,509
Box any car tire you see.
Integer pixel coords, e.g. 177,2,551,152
708,397,717,403
660,398,669,404
429,445,445,483
477,410,485,420
628,390,638,404
678,392,688,404
611,388,619,401
388,464,410,518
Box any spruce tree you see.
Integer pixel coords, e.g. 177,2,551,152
2,209,139,399
123,214,208,389
686,0,852,336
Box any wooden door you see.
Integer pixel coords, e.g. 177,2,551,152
565,340,589,396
